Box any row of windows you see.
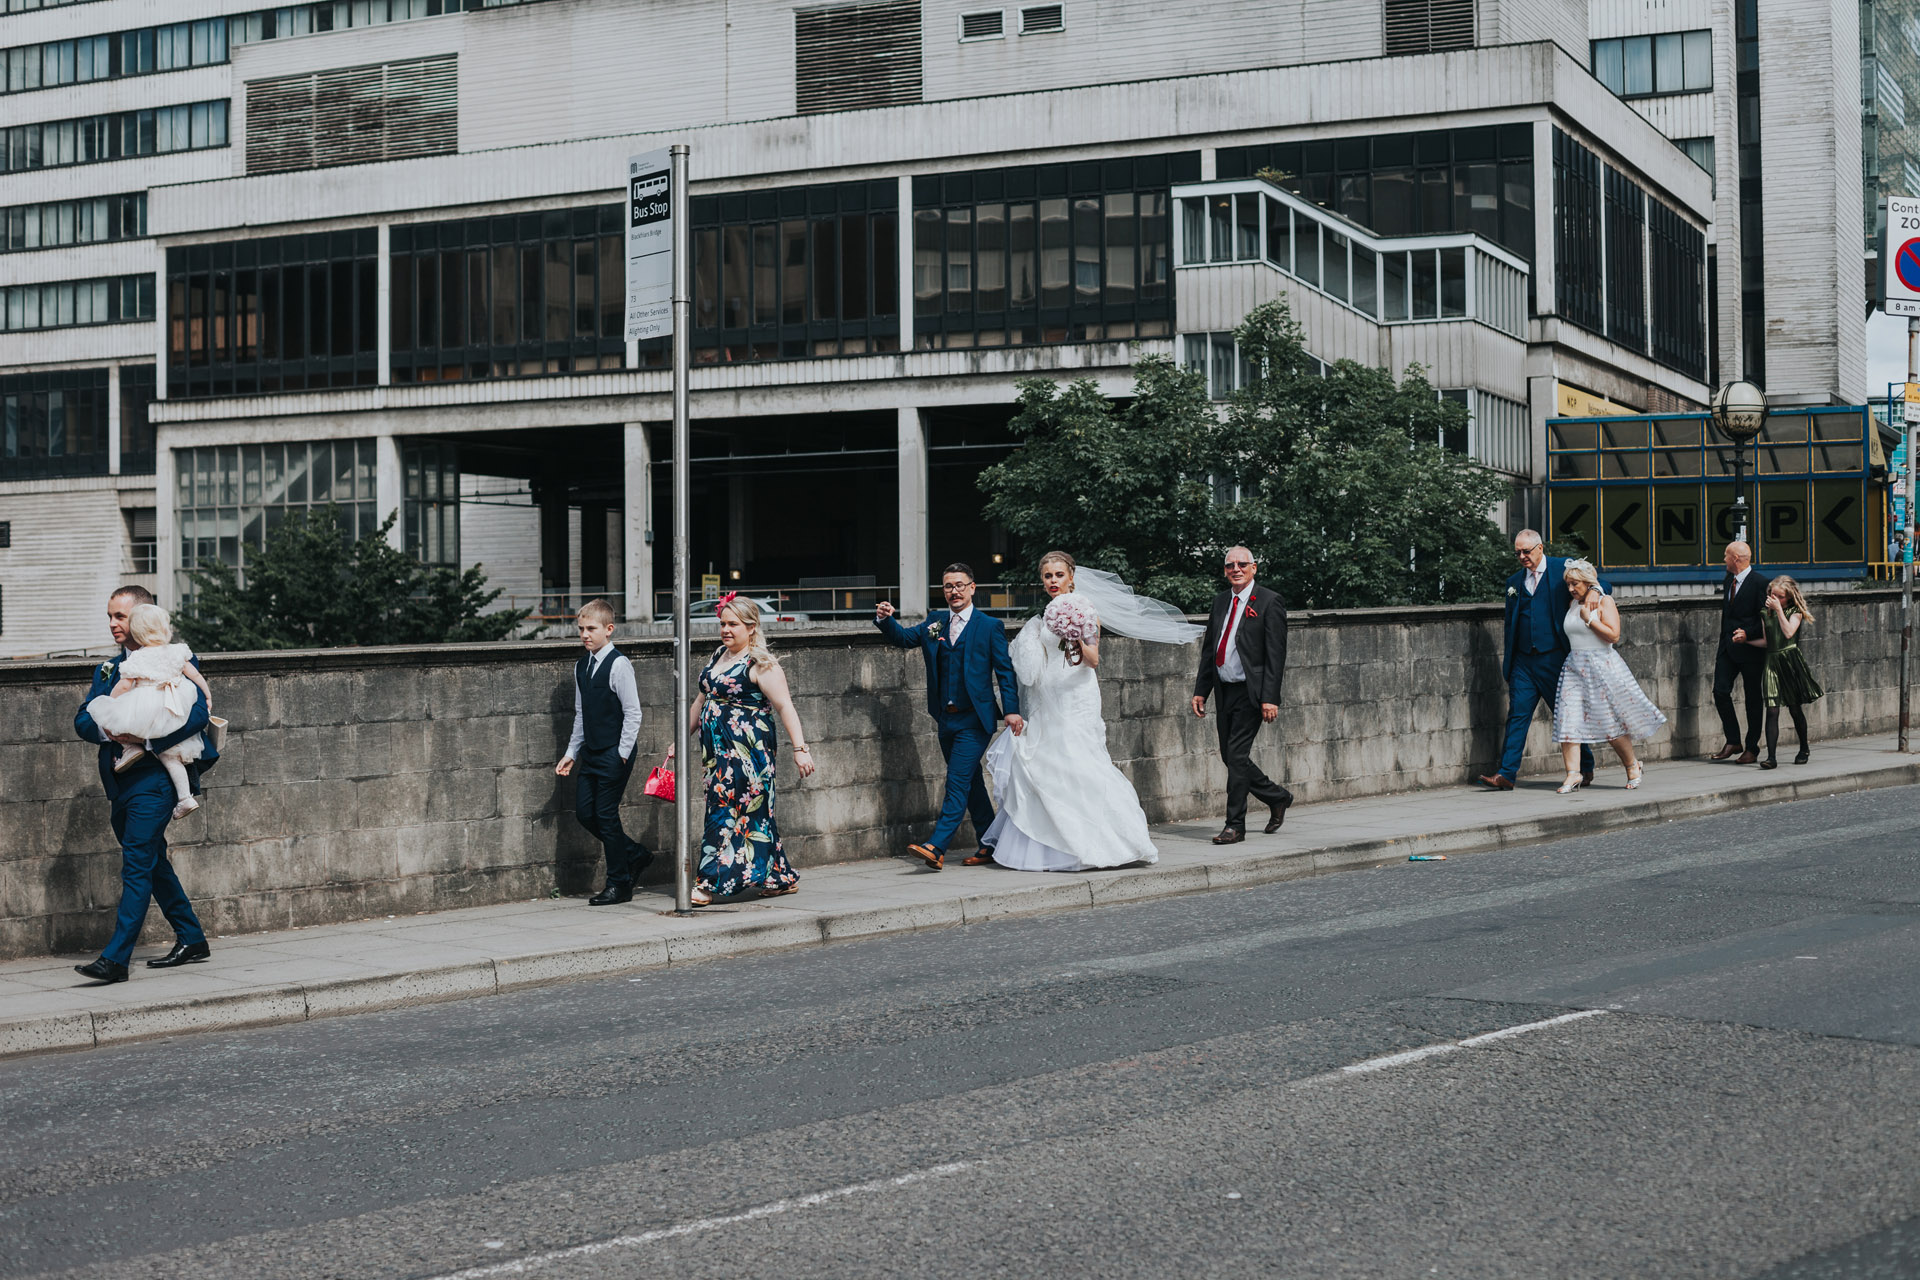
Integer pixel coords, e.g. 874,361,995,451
1,275,152,332
685,179,900,364
1591,30,1713,100
166,231,379,398
391,207,626,382
910,155,1192,349
175,440,383,585
1217,128,1535,261
2,192,144,254
0,101,228,174
0,366,155,480
2,19,227,94
1,0,555,93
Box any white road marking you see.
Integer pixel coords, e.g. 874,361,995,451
1080,815,1918,975
1341,1010,1606,1076
424,1161,972,1279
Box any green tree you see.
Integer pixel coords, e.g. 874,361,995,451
1217,300,1513,608
978,355,1220,610
176,506,529,651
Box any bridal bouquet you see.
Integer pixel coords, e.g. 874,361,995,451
1044,595,1100,663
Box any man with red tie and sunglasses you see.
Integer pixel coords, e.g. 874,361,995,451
1191,546,1292,845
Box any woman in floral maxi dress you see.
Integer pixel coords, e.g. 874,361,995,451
679,595,816,905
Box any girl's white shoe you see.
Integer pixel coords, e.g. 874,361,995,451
112,747,146,774
1557,772,1584,794
171,796,199,820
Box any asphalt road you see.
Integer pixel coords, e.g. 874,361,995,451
5,786,1919,1279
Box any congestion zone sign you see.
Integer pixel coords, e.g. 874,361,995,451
1885,195,1920,316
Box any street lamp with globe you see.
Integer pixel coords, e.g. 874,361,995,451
1709,380,1768,545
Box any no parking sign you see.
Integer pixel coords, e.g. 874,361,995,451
1881,196,1920,316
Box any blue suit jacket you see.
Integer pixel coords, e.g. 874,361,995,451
74,650,218,802
875,609,1020,738
1501,557,1611,684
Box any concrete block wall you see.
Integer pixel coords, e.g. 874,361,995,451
0,590,1902,959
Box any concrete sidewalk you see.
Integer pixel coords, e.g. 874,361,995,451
4,735,1913,1059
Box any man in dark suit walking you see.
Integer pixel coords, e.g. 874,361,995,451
1191,546,1291,845
1710,539,1771,763
72,585,217,984
1479,529,1597,790
875,563,1023,871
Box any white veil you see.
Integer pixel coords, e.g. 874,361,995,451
1072,568,1204,645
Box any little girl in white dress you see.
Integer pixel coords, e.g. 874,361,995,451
86,604,212,819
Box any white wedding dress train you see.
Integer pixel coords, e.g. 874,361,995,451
982,601,1159,872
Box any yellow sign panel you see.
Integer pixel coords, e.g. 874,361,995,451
699,573,721,599
1906,382,1920,403
1556,383,1633,417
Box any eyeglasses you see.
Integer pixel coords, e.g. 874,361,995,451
1514,546,1542,558
940,582,971,592
1223,560,1253,569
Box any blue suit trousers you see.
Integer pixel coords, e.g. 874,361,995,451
101,769,205,966
931,709,995,853
1500,650,1595,781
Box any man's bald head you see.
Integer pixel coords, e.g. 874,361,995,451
1724,541,1752,572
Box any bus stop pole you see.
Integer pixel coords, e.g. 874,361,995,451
1902,317,1917,753
671,144,695,910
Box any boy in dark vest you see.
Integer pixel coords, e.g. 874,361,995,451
555,599,652,904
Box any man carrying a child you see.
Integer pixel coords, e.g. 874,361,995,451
72,586,218,984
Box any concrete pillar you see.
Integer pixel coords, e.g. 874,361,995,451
376,224,392,387
897,405,929,616
154,439,177,610
624,423,653,621
897,174,915,349
106,363,122,476
375,433,404,550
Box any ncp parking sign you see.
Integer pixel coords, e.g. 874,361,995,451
1884,195,1920,317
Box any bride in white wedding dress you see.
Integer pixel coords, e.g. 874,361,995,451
982,551,1203,872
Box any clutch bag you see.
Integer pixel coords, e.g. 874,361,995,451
642,763,675,802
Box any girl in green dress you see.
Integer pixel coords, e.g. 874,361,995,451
1758,576,1822,769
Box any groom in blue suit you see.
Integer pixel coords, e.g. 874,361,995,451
1479,530,1599,790
72,586,218,983
875,563,1023,871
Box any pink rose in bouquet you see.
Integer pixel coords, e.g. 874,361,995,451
1044,595,1100,663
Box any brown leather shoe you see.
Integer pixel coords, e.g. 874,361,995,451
907,843,944,871
1582,771,1595,787
961,848,996,866
1709,743,1743,761
1477,774,1515,791
1736,751,1758,765
1263,799,1292,834
1211,827,1245,845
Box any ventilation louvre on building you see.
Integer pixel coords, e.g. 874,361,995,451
1020,4,1063,33
1382,0,1473,55
246,54,456,174
795,0,922,115
959,9,1002,38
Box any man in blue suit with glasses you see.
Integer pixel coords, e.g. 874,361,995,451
72,585,217,984
1479,530,1598,790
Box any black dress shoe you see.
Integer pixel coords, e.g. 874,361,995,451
146,940,211,968
1211,827,1245,846
1263,799,1293,834
587,884,634,906
1794,747,1810,765
74,957,128,984
1759,758,1779,770
1582,771,1595,786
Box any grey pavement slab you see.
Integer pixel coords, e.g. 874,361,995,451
3,734,1912,1059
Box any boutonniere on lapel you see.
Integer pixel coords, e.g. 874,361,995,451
96,660,115,683
1507,586,1518,597
927,621,943,639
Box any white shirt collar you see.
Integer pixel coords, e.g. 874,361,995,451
1732,566,1751,588
950,604,973,621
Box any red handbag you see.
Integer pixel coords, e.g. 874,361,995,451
642,758,676,802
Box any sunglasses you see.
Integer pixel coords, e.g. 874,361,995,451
1514,546,1542,558
1223,560,1253,569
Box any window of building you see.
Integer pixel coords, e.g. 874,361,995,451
1736,2,1764,386
681,179,900,364
795,0,922,115
246,56,456,175
1592,30,1712,98
913,154,1194,350
958,10,1003,39
124,508,157,574
1217,127,1534,261
1,20,227,94
393,206,627,382
1649,200,1707,381
0,101,228,174
1676,136,1714,179
1,275,153,332
1383,0,1473,55
0,368,110,480
1020,4,1063,33
403,441,460,567
0,521,9,547
1553,130,1604,334
119,364,157,475
3,192,145,253
166,231,379,398
1605,169,1646,353
175,440,379,594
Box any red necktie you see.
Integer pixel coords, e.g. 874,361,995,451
1215,596,1240,666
